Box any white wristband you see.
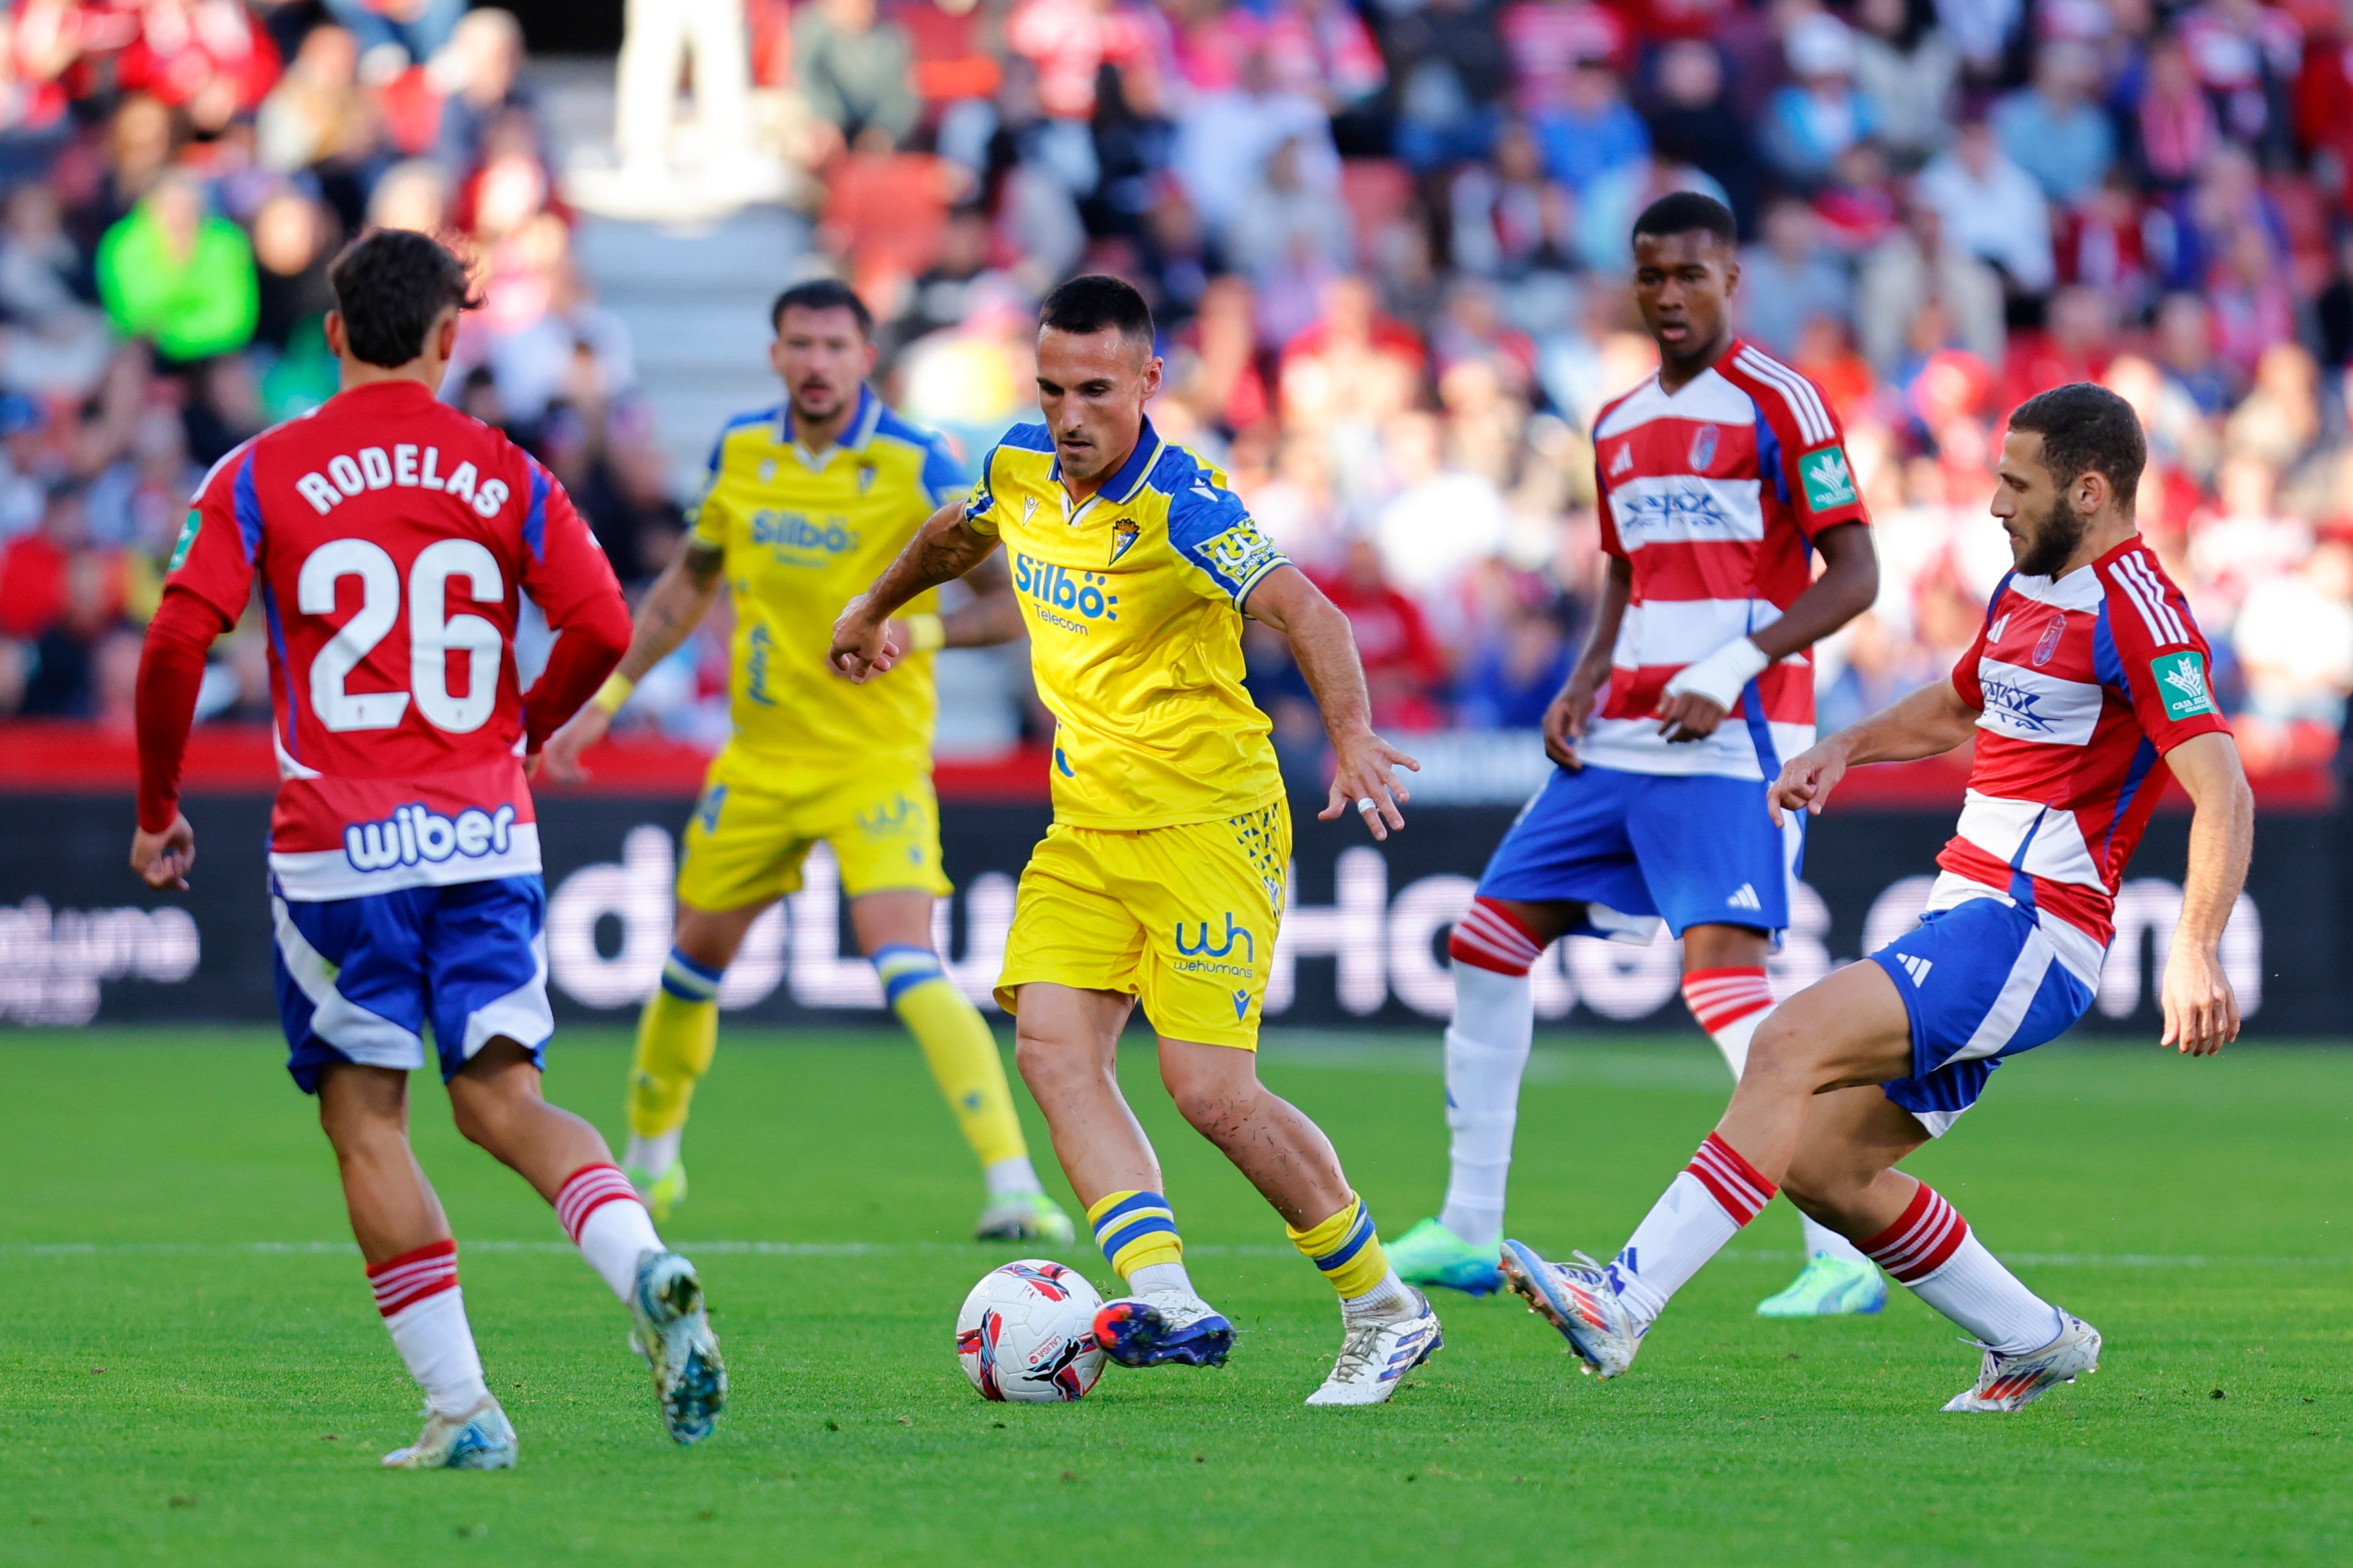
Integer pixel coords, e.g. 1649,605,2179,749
1660,636,1771,711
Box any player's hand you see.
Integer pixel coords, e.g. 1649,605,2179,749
1768,742,1848,827
828,595,903,685
2159,943,2239,1057
1540,667,1602,770
539,703,610,785
1319,728,1419,841
130,813,195,891
1656,691,1729,744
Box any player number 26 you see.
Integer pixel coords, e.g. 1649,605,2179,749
297,537,504,735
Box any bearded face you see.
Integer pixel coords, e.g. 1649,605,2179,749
2014,491,2091,577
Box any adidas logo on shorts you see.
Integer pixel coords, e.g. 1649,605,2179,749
1897,954,1934,988
1726,883,1762,912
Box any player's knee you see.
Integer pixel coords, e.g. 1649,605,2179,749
1160,1056,1255,1136
1745,1011,1831,1089
1012,1029,1097,1099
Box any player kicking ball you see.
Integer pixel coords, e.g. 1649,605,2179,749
830,276,1440,1406
542,280,1073,1248
1385,192,1888,1316
1498,382,2254,1412
129,230,725,1466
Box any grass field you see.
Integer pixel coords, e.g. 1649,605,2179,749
3,1025,2348,1566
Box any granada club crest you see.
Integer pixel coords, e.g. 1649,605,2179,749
2032,613,2066,667
1687,423,1718,471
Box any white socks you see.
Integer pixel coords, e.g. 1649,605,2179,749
386,1291,492,1417
1129,1260,1197,1300
557,1163,666,1303
1342,1266,1422,1324
1612,1133,1775,1326
1861,1184,2062,1354
1437,955,1536,1250
985,1155,1045,1198
623,1128,682,1176
1683,968,1879,1274
367,1241,490,1419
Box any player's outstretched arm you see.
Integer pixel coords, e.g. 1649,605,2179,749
831,499,1001,683
1242,564,1420,841
2156,731,2253,1057
129,588,233,890
1659,521,1879,742
540,538,726,783
1543,555,1632,770
1767,677,1978,826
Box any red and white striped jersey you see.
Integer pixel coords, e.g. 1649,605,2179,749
1941,539,2229,963
1584,340,1870,780
165,380,624,901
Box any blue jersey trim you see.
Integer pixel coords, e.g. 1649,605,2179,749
232,452,264,564
259,580,299,761
1751,409,1788,506
522,460,551,561
703,403,785,478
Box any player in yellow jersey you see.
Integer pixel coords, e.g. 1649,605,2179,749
829,276,1441,1405
544,280,1074,1244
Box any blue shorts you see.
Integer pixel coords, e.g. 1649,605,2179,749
271,875,554,1095
1475,764,1803,941
1872,895,2096,1136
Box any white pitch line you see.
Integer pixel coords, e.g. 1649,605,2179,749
0,1241,2346,1269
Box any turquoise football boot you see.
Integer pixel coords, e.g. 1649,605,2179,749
1384,1217,1504,1297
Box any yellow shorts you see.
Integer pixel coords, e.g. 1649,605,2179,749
674,760,953,912
995,800,1289,1048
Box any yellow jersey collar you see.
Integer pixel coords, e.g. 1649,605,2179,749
1051,417,1163,526
778,386,880,470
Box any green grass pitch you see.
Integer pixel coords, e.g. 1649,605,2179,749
3,1026,2348,1566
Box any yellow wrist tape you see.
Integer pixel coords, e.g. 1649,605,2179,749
903,613,946,654
590,671,636,716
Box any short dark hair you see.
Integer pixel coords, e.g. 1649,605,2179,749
2007,382,2146,516
771,278,874,339
1039,273,1155,345
327,229,479,368
1631,191,1738,250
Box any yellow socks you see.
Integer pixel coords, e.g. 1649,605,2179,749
873,945,1032,1173
1289,1192,1396,1303
1088,1190,1185,1278
625,949,722,1140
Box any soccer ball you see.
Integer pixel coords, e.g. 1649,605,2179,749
955,1259,1106,1403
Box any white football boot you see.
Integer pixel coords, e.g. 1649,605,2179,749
1305,1290,1444,1406
628,1250,728,1444
381,1398,517,1470
1498,1241,1644,1379
1942,1311,2102,1412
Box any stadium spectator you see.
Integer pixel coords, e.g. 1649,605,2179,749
1736,199,1851,360
1639,39,1761,234
1848,0,1957,162
94,173,258,364
1761,14,1878,187
1530,51,1647,198
792,0,921,151
1309,535,1450,732
1914,115,2054,300
1992,41,2115,204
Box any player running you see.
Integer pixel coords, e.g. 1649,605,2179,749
541,280,1074,1246
829,275,1442,1407
1498,382,2254,1411
1384,192,1887,1316
129,230,725,1466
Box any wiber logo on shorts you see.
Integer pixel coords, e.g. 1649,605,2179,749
345,803,518,871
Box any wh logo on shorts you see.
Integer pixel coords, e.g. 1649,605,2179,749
1176,913,1254,964
1897,954,1934,988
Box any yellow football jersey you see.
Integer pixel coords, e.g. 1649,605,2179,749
691,388,964,788
962,418,1288,829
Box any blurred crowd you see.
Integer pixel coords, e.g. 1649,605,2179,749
0,0,678,725
6,0,2353,775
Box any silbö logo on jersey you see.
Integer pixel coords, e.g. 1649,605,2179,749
1013,552,1119,634
345,803,518,872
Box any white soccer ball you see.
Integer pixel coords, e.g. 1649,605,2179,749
955,1258,1106,1403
